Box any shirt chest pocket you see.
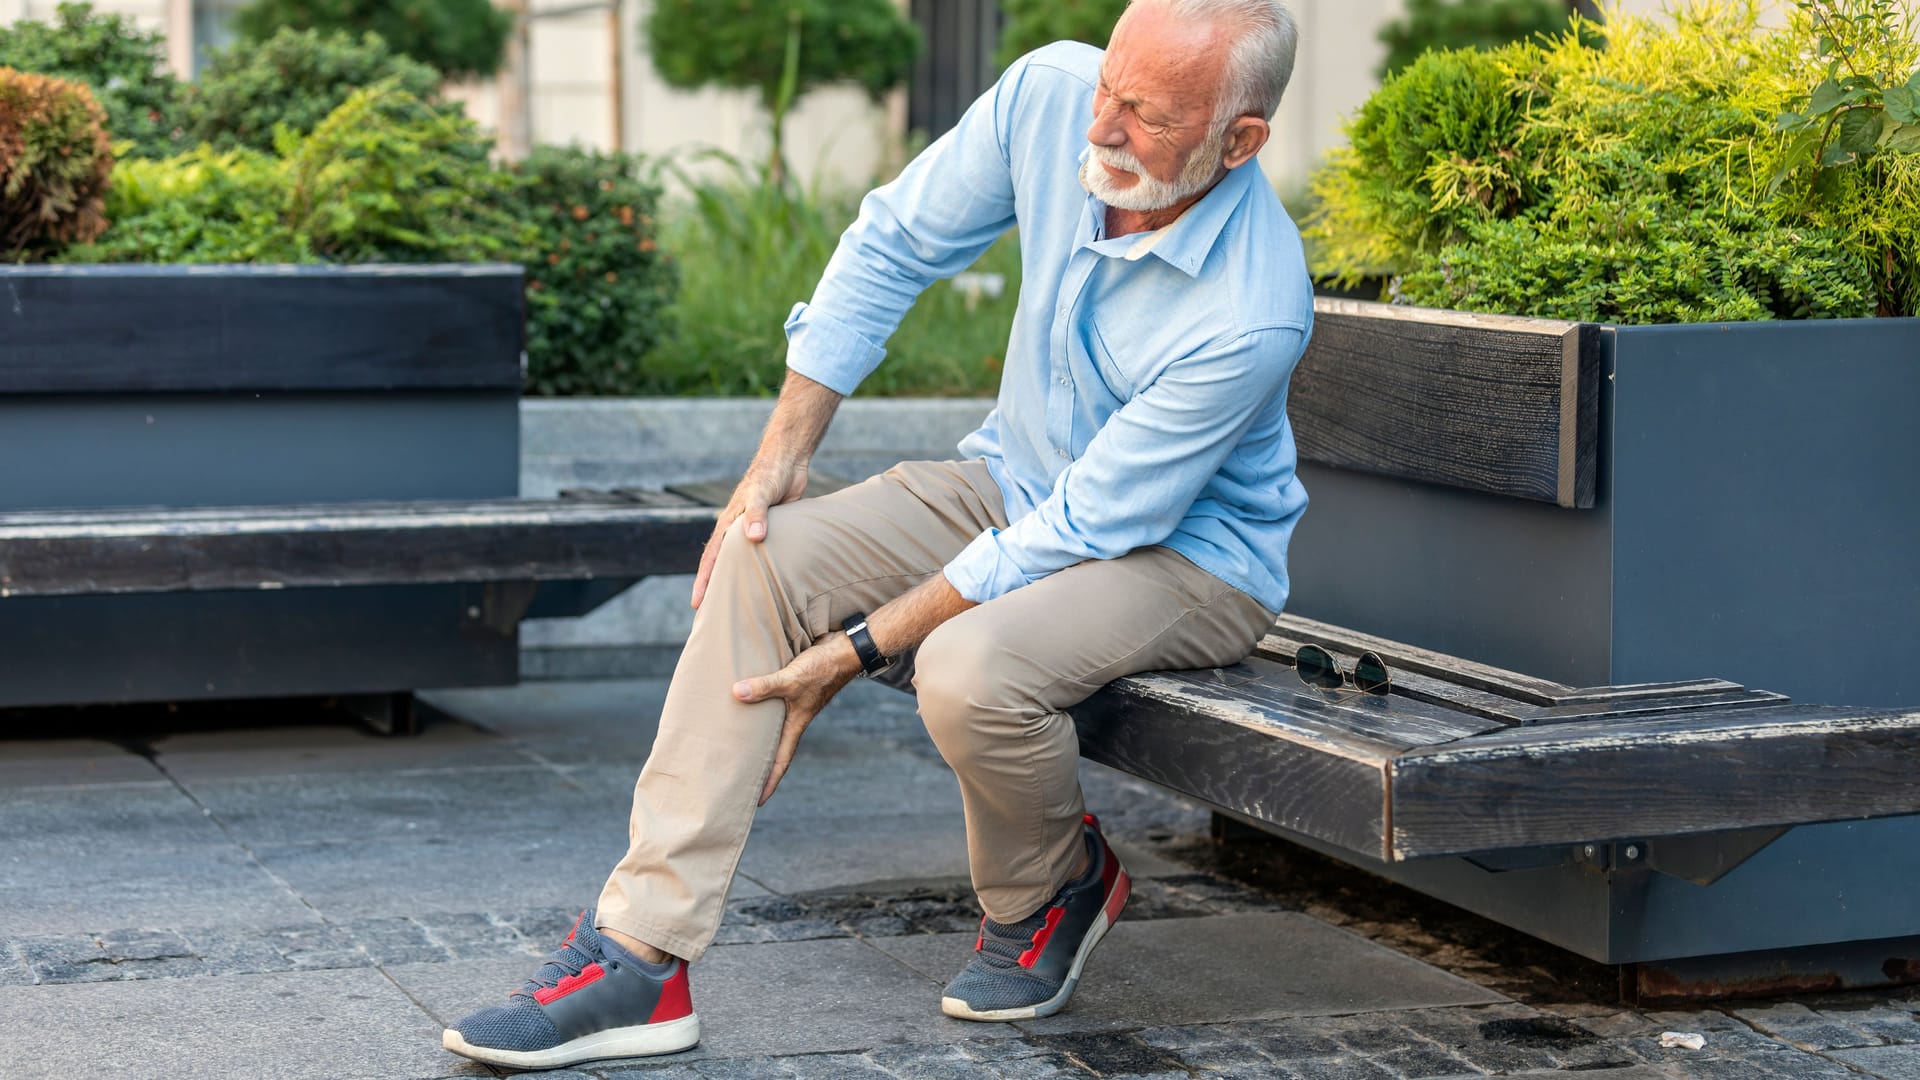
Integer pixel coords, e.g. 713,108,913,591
1086,320,1137,402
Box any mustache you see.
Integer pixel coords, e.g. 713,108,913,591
1088,145,1149,174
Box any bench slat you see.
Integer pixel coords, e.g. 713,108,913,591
0,500,717,597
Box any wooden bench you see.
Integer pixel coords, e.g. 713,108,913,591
6,489,1916,870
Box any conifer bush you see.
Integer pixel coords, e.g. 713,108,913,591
185,29,445,153
1308,0,1920,322
0,2,183,160
0,67,113,260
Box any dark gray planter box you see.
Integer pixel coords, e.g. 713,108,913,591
1269,298,1920,976
0,263,526,709
1285,300,1920,711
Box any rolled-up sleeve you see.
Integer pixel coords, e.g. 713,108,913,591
942,327,1304,603
783,55,1032,395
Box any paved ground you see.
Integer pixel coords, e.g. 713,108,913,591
2,677,1917,1080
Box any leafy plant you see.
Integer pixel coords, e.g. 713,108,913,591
1376,0,1590,79
0,67,113,260
994,0,1127,67
0,2,183,159
280,81,512,263
64,146,306,263
185,28,444,153
1768,0,1920,315
491,146,678,397
648,150,1014,397
645,0,918,181
1310,0,1905,322
231,0,511,80
67,81,511,266
1307,47,1540,283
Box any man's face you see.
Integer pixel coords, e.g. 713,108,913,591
1081,4,1232,214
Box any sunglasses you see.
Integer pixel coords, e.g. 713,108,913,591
1293,644,1392,699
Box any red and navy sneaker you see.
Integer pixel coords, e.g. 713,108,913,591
442,908,699,1069
942,813,1131,1021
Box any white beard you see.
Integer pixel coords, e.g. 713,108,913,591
1078,127,1227,213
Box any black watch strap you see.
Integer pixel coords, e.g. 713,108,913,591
841,612,889,677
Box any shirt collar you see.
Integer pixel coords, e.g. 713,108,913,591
1076,146,1257,278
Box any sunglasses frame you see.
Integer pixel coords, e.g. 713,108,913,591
1292,643,1393,701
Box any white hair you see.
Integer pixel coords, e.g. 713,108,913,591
1127,0,1299,124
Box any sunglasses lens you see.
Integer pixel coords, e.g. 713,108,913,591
1353,652,1391,695
1295,645,1343,689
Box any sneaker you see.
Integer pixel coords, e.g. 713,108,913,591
442,908,700,1069
942,813,1131,1021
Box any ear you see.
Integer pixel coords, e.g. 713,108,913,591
1222,115,1269,170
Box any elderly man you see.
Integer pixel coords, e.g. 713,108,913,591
444,0,1310,1068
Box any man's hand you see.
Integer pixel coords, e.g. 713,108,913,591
691,459,809,609
734,633,862,805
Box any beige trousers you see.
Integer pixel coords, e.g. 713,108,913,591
595,460,1273,962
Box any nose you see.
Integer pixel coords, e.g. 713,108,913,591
1086,98,1126,148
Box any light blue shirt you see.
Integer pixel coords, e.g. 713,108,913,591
784,42,1313,614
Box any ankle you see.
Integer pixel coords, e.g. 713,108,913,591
600,925,674,965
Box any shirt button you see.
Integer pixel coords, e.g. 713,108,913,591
1058,376,1070,387
1057,449,1069,459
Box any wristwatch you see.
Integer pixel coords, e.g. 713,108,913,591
841,612,890,678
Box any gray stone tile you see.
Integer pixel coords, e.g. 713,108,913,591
0,966,471,1080
0,844,318,936
0,739,164,787
154,715,530,781
423,678,671,767
1833,1044,1920,1079
0,782,222,851
385,937,1022,1062
252,832,627,920
738,812,971,895
871,914,1504,1034
185,764,604,846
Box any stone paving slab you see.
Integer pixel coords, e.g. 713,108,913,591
249,832,631,920
873,913,1505,1036
738,812,975,895
0,843,319,937
151,717,533,781
180,764,608,847
0,738,164,787
0,966,470,1080
424,680,671,768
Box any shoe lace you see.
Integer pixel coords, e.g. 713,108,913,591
975,909,1049,971
511,936,598,1002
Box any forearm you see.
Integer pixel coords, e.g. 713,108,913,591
821,574,978,680
753,370,843,471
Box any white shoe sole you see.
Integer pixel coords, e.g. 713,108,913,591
442,1012,700,1068
942,867,1131,1022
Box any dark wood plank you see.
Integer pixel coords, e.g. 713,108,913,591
1290,299,1600,507
1073,669,1393,859
1266,613,1770,718
1388,703,1920,858
0,500,718,597
0,264,523,394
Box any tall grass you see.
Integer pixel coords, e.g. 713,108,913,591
644,150,1018,397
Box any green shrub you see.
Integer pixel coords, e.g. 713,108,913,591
1764,0,1920,316
1307,47,1540,282
492,146,677,397
232,0,511,80
0,67,113,260
994,0,1127,67
67,81,512,266
185,28,444,153
649,152,1014,397
64,147,306,263
1309,0,1903,322
1376,0,1586,79
646,0,918,178
281,81,512,263
0,2,183,160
